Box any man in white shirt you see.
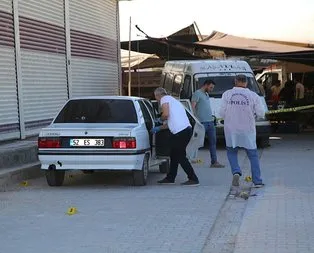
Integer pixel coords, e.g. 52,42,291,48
152,87,199,186
295,78,305,100
219,75,265,188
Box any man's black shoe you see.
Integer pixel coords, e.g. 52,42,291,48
181,180,200,186
158,178,175,184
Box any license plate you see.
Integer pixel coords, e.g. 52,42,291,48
70,139,105,147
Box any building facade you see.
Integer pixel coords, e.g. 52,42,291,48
0,0,121,141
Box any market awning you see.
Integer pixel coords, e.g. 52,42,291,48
196,31,313,55
120,24,211,60
120,50,165,69
251,51,314,66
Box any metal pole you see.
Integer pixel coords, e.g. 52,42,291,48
13,0,25,139
128,16,132,96
193,21,203,40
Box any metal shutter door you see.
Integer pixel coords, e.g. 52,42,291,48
19,0,68,136
69,0,119,97
0,0,20,141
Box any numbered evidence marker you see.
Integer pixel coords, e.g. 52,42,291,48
245,176,252,182
20,181,29,186
66,207,78,215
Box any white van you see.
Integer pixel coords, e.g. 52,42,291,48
160,60,271,147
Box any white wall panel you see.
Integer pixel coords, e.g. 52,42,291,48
20,50,68,125
71,57,119,97
0,1,20,141
69,0,117,39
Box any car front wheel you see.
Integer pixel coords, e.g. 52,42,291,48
133,155,149,186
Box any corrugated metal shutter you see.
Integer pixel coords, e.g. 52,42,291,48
69,0,119,97
0,0,20,141
18,0,68,136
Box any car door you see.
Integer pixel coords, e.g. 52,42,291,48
150,100,205,160
184,108,205,160
138,100,155,154
179,99,194,116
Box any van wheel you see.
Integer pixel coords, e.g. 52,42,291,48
257,137,270,148
133,156,149,186
45,170,65,187
159,159,170,173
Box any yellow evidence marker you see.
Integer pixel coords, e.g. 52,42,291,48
66,207,78,215
20,181,29,186
245,176,252,182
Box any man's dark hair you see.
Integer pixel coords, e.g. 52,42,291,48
203,79,215,86
235,74,247,83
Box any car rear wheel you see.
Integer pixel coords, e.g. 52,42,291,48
45,169,65,187
133,155,149,186
159,159,170,174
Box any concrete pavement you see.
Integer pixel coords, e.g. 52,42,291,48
1,134,314,253
234,134,314,253
0,148,232,253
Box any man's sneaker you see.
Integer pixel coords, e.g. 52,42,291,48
157,178,175,184
210,162,225,168
253,183,265,188
181,180,200,186
232,173,240,187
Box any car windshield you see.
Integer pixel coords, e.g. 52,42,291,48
54,99,138,123
194,73,261,97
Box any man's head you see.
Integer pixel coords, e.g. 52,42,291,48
202,79,215,93
154,87,167,102
234,75,248,88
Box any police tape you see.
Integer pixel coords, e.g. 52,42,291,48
266,104,314,115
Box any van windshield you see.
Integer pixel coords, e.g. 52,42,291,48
194,73,261,97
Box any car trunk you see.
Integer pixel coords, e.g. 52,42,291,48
40,123,137,149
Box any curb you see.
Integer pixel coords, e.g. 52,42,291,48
0,161,42,192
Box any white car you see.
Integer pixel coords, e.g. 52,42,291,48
38,96,205,187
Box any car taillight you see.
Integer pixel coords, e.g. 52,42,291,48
38,137,61,148
112,137,136,149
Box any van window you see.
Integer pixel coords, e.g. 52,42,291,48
260,73,279,88
194,73,261,97
181,75,192,99
160,73,166,86
164,74,174,94
54,99,138,123
172,75,182,97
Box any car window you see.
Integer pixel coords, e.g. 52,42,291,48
54,99,138,123
143,100,156,120
138,100,153,130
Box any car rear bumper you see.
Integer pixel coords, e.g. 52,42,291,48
39,150,148,171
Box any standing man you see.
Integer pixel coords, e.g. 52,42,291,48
152,87,199,186
295,78,305,101
219,75,265,187
191,79,224,168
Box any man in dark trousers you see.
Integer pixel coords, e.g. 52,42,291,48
152,87,199,186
